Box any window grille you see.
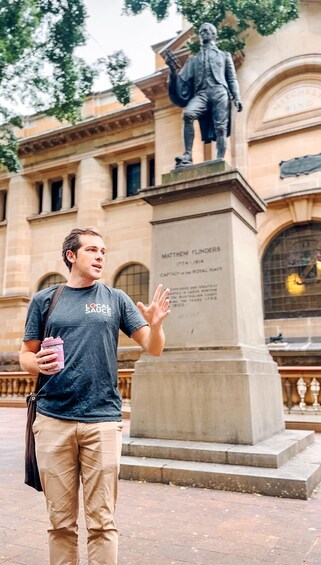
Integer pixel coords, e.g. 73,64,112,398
263,222,321,318
114,264,149,304
38,273,67,291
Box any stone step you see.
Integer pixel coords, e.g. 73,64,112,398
120,440,321,500
122,429,314,469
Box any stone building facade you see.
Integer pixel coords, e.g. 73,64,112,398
0,0,320,366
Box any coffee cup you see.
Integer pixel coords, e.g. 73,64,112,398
41,336,64,370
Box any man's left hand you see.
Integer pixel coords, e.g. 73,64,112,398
137,284,171,329
234,100,243,112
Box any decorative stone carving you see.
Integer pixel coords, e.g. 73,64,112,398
297,377,307,411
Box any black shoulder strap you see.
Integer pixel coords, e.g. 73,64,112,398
43,284,65,339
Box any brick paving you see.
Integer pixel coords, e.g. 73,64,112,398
1,408,321,564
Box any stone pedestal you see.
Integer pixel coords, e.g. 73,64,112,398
122,163,321,499
130,162,284,445
131,348,284,445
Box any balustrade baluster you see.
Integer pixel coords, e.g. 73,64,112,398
7,379,13,397
284,378,293,413
118,377,124,399
297,377,307,412
310,377,320,411
126,377,131,402
25,378,32,396
18,378,25,397
13,378,19,396
4,379,8,396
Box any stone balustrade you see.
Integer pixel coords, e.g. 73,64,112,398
117,369,134,406
0,372,36,406
280,366,321,415
0,369,134,408
2,368,321,426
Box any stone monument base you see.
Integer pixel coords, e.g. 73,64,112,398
122,162,321,499
120,428,321,499
130,347,284,445
124,347,321,500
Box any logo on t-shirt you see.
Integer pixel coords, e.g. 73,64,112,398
85,303,112,316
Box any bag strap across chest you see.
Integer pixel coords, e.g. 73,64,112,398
43,284,65,338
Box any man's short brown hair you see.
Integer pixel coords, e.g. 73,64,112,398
62,227,103,271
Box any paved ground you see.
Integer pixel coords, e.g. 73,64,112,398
1,408,321,565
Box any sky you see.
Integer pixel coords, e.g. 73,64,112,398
79,0,183,92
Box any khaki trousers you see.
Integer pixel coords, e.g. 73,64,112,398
33,414,123,565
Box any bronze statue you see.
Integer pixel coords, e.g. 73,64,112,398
166,22,243,167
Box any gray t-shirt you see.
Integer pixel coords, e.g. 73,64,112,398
23,283,147,422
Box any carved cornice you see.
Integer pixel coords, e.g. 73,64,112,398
27,207,78,222
0,295,30,307
136,69,170,101
265,188,321,206
140,168,266,216
18,101,154,157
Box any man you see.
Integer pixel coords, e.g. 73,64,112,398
20,227,170,565
166,22,243,166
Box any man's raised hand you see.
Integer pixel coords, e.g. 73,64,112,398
137,284,171,329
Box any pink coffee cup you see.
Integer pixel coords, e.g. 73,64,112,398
41,336,64,370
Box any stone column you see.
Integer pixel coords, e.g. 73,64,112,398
1,175,37,352
42,179,51,213
154,105,205,184
154,106,181,184
130,163,285,445
62,174,70,209
117,161,126,199
140,156,147,190
76,157,108,228
4,175,36,295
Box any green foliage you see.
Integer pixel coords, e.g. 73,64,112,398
0,0,97,172
106,51,132,106
0,0,300,173
0,120,21,174
124,0,299,53
123,0,171,21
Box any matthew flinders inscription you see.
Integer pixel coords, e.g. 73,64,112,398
159,246,223,319
151,213,232,346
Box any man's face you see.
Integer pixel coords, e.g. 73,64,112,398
68,234,106,283
199,25,215,45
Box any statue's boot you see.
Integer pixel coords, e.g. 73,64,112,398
175,151,193,167
216,134,227,161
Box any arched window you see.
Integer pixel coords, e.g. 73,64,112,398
263,222,321,319
38,273,67,291
114,264,149,304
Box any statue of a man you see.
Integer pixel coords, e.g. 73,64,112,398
166,22,243,167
